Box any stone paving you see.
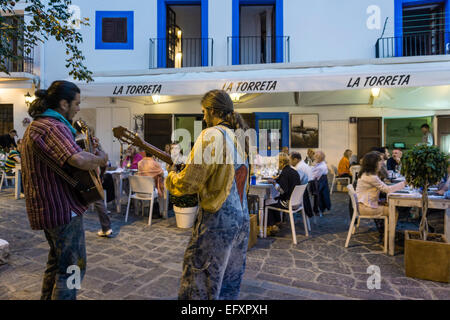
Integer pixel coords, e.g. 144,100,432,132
0,187,449,300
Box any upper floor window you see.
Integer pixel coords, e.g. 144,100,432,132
229,0,289,65
102,18,128,43
377,0,450,58
96,11,134,50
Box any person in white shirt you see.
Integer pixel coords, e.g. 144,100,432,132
311,151,328,180
420,123,434,146
356,151,406,217
295,156,313,184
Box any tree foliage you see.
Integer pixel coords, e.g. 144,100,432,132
0,0,93,82
401,145,448,240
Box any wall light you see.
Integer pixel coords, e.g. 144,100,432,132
230,93,245,103
24,92,35,107
371,87,381,98
177,30,182,39
152,94,161,104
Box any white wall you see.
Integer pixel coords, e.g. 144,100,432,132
41,0,396,83
0,88,33,138
43,0,158,86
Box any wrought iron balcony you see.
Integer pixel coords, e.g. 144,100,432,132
1,47,34,74
376,32,449,58
227,36,290,65
149,38,213,69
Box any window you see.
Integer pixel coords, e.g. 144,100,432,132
394,0,450,57
102,18,127,43
96,11,134,50
0,105,13,136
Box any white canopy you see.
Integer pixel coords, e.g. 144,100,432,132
75,56,450,97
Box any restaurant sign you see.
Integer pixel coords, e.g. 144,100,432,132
346,74,411,88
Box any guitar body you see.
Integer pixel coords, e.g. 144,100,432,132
73,120,105,205
68,167,105,205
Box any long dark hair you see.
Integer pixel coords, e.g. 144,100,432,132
28,80,80,118
360,151,382,176
201,90,248,130
201,90,249,156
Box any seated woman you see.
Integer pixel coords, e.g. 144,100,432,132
121,146,143,170
266,153,301,235
137,154,165,199
356,151,406,237
338,149,352,178
436,162,450,196
136,154,165,218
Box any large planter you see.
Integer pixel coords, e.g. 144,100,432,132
404,231,450,283
173,205,198,229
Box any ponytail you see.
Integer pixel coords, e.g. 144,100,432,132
28,80,80,119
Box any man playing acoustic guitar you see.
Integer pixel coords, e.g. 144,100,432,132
20,81,108,300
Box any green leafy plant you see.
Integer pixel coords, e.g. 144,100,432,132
401,145,448,240
1,0,93,82
170,193,198,208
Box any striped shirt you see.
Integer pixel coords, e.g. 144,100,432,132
4,150,20,173
20,117,87,230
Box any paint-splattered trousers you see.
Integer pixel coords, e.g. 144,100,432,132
41,215,86,300
178,165,250,300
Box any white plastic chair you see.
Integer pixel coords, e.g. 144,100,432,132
350,165,361,184
125,176,158,226
345,184,388,253
329,164,351,195
264,184,310,244
0,167,15,191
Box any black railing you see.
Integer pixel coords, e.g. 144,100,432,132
1,47,34,74
149,38,213,69
376,32,449,58
227,36,290,65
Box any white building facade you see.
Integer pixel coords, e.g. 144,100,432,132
2,0,450,166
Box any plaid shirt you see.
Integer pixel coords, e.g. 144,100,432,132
20,117,87,230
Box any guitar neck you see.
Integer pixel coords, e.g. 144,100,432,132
139,141,173,166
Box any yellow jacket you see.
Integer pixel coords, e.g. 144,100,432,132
165,125,246,213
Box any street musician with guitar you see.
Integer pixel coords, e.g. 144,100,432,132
20,81,108,300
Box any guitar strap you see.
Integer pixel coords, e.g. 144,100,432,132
31,140,85,192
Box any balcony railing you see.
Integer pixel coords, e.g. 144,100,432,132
376,32,449,58
227,36,290,65
1,47,34,74
149,38,213,69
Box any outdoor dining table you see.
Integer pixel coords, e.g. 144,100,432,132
248,181,280,238
387,189,450,256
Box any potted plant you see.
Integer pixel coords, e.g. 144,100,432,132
170,193,198,229
400,145,449,283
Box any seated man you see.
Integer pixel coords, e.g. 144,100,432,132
266,153,301,235
387,148,402,172
338,149,352,177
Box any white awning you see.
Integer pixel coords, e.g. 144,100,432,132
74,56,450,97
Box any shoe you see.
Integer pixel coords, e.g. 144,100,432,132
97,229,113,237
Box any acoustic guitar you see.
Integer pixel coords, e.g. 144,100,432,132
112,126,173,166
72,120,105,204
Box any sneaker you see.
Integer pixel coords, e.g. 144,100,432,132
97,229,113,237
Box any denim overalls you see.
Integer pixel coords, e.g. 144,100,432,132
178,126,250,300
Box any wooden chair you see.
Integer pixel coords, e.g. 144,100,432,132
264,185,310,244
125,176,158,226
345,184,388,253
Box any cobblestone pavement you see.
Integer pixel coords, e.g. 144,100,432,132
0,187,449,300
